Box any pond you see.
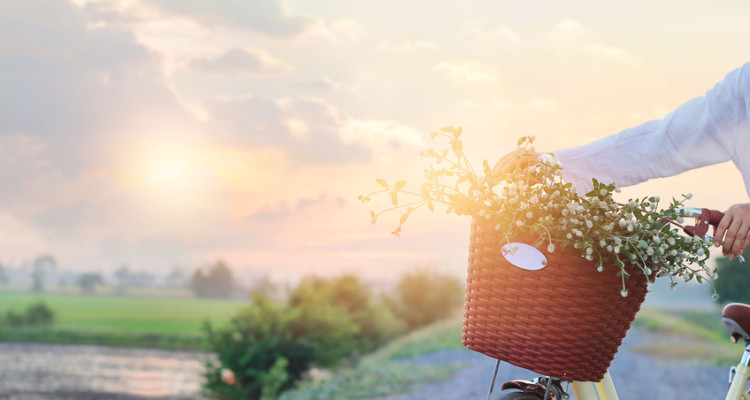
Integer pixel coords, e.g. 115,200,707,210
0,342,207,400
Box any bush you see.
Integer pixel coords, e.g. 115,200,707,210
288,274,403,352
714,250,750,304
202,274,404,400
387,268,464,330
203,294,359,400
3,301,55,327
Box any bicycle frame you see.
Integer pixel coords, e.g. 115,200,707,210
726,342,750,400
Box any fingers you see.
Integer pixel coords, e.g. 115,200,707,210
715,204,750,260
492,149,539,177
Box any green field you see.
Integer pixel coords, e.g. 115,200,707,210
0,291,247,349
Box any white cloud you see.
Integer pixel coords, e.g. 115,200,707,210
463,22,521,42
188,47,291,76
550,19,587,42
433,59,500,83
379,40,439,53
143,0,318,38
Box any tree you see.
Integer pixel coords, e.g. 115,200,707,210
77,272,104,294
714,250,750,304
190,260,235,298
31,255,57,292
387,267,464,330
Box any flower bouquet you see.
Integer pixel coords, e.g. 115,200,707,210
361,127,717,381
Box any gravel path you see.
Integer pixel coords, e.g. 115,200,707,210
377,328,735,400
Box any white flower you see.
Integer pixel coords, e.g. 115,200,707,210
653,236,661,243
627,224,634,232
600,189,607,196
586,247,593,255
586,220,593,228
646,247,654,256
526,211,533,219
576,206,584,213
547,244,555,253
597,265,604,272
515,221,523,227
647,283,653,292
668,238,675,245
685,193,693,199
712,293,719,301
620,290,628,298
479,210,486,217
495,224,502,230
684,236,692,243
614,246,620,254
628,200,637,207
566,233,573,239
576,230,583,237
585,254,593,261
669,250,677,256
599,240,607,247
618,219,626,227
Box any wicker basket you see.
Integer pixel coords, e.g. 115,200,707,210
462,218,650,382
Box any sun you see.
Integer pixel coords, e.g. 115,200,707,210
147,160,190,184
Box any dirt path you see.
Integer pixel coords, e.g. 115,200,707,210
377,328,733,400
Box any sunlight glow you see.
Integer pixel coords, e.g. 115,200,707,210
147,160,190,184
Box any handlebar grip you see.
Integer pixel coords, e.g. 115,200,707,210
708,209,725,226
684,208,725,237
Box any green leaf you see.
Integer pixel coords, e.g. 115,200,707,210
639,240,648,248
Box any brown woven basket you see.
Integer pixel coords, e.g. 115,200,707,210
462,218,650,382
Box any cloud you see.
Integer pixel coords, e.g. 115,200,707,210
463,22,521,42
433,59,500,83
207,96,368,164
549,19,588,42
144,0,318,38
294,77,342,92
206,95,425,165
188,48,291,76
379,40,439,54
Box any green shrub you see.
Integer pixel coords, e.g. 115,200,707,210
387,268,464,330
3,300,55,327
203,293,359,400
202,274,405,399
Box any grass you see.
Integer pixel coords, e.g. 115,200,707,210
0,290,246,349
279,316,467,400
632,307,744,365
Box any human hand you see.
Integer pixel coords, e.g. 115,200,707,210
491,148,542,177
713,203,750,260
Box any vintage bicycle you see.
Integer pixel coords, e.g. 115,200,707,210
478,206,750,400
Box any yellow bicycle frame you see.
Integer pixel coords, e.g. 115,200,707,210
725,343,750,400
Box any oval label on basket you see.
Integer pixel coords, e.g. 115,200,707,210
501,242,548,271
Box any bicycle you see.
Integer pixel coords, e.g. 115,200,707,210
483,206,750,400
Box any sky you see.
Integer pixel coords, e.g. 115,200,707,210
2,0,750,282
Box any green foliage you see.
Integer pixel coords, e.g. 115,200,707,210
203,293,358,400
203,275,405,400
190,259,236,298
714,250,750,304
387,268,463,330
3,300,55,327
288,275,404,352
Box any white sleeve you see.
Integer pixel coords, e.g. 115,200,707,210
553,62,750,195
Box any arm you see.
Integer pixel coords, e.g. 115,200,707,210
554,63,750,195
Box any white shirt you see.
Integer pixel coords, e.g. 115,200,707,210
554,62,750,197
